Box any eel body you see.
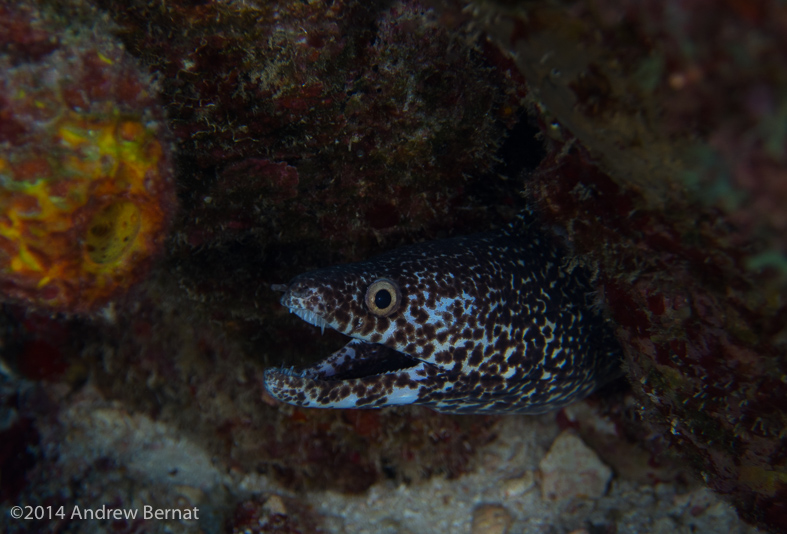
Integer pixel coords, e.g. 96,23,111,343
264,216,622,414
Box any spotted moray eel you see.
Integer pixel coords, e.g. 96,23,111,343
264,215,622,414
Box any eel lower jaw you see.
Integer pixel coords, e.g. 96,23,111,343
262,341,430,409
263,361,429,409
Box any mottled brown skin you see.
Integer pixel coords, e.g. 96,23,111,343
265,216,623,414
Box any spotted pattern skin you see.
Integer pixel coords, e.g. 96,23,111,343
264,217,622,414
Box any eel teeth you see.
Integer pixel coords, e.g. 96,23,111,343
291,308,328,335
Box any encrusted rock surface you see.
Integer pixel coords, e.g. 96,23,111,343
538,431,613,501
471,504,513,534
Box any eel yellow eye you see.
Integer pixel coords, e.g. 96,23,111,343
365,278,401,317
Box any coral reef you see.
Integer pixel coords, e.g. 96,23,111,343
95,0,530,334
432,0,787,530
529,148,787,531
0,0,175,313
1,0,785,532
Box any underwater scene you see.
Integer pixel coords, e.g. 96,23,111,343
1,0,785,532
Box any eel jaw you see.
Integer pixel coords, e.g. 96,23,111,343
263,306,436,410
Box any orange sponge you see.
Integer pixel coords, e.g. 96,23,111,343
0,19,175,313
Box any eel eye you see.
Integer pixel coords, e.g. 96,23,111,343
365,278,401,317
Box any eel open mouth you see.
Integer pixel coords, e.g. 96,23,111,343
311,341,422,381
263,296,430,409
